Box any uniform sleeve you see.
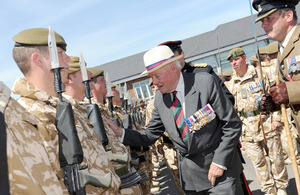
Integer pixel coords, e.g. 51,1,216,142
204,75,242,167
123,101,165,147
286,81,300,104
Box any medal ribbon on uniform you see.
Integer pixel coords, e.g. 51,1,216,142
185,104,215,133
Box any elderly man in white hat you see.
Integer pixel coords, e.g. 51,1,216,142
105,45,243,194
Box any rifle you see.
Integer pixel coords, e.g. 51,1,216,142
79,53,127,164
79,54,142,188
49,27,111,195
0,111,9,194
122,83,133,129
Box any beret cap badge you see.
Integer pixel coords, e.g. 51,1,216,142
258,5,262,12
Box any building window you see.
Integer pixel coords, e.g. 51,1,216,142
190,40,268,74
133,79,154,103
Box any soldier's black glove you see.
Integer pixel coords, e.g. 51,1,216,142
261,94,279,112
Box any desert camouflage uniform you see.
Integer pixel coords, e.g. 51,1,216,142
146,97,184,195
226,65,288,194
81,99,142,195
12,78,121,195
0,82,67,195
266,59,300,163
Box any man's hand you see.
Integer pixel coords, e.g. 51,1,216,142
269,82,289,105
272,120,282,130
103,117,123,137
157,145,164,155
261,94,277,112
208,163,224,186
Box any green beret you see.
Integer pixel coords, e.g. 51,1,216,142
258,46,267,54
227,48,245,60
13,28,67,50
149,77,153,86
266,42,278,54
88,67,104,79
68,56,81,74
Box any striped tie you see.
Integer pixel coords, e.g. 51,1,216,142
172,91,188,142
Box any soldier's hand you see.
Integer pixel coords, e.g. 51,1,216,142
157,145,164,155
261,94,277,111
208,163,224,186
103,117,123,137
272,121,282,130
269,82,289,105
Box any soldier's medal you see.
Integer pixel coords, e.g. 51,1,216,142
185,104,215,133
286,56,300,76
241,88,247,99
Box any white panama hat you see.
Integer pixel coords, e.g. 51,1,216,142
141,45,183,75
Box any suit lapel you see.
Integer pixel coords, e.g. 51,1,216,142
183,73,199,150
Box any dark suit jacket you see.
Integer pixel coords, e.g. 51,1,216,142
123,72,242,191
182,62,235,105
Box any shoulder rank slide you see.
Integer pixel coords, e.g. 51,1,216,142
185,104,216,133
191,63,208,68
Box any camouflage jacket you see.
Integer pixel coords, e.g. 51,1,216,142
1,81,66,194
79,98,131,165
12,78,120,195
226,65,278,141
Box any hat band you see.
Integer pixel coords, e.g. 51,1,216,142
146,55,175,71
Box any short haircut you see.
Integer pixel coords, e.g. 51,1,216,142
280,8,298,23
13,46,48,76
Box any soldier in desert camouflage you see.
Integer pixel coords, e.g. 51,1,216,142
65,57,142,194
1,81,67,194
226,47,288,195
12,28,121,194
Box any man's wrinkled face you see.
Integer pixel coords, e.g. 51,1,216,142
261,10,289,42
149,63,177,94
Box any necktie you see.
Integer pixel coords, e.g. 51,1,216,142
172,91,188,142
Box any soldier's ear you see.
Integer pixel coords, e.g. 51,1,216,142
285,10,294,24
31,52,44,68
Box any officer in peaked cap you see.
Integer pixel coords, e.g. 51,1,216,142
253,0,300,136
159,40,235,105
253,0,299,22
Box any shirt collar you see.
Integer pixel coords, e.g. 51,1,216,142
175,72,184,95
280,25,296,52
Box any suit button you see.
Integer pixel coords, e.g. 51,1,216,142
281,65,285,70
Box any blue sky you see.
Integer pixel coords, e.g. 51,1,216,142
0,0,257,90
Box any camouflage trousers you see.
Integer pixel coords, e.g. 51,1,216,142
163,143,184,195
280,120,300,164
245,134,288,194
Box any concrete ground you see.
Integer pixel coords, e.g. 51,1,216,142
151,156,298,194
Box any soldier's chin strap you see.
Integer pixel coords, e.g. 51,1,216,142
0,111,10,194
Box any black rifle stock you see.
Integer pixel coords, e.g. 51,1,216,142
56,102,112,194
0,111,9,194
